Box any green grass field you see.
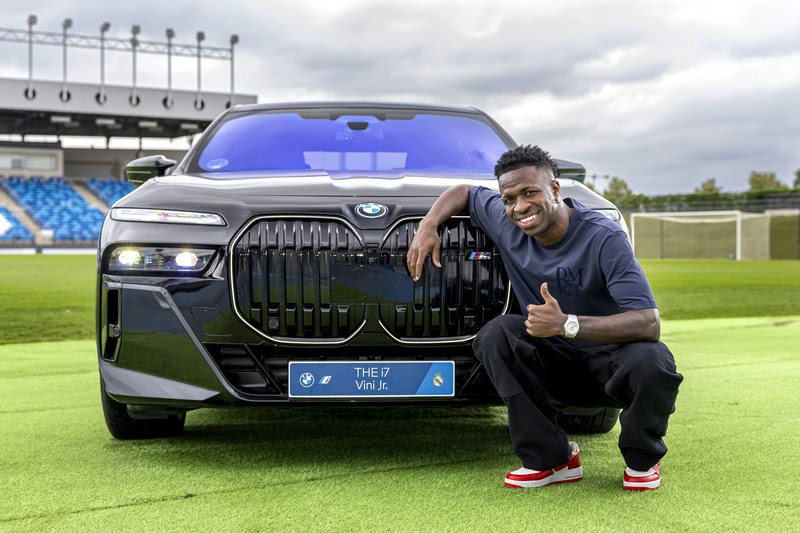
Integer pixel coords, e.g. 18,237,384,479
1,256,798,344
1,256,799,531
0,255,96,345
641,259,800,319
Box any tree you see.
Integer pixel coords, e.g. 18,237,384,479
584,173,611,192
694,178,721,194
794,168,800,189
748,171,788,191
602,176,632,205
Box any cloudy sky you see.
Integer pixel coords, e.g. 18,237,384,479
2,0,799,194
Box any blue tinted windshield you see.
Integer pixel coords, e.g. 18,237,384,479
194,111,511,173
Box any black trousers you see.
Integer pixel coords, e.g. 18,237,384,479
473,314,683,472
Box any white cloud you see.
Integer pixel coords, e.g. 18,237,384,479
2,0,800,193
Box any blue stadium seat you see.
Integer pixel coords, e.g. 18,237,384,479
0,206,34,243
0,177,105,243
86,178,136,207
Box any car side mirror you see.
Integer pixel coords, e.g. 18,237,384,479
552,158,586,183
125,155,177,188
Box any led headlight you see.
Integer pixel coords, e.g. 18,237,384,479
117,250,141,265
111,208,227,226
108,247,215,273
174,251,198,267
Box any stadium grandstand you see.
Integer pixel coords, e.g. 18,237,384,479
0,17,255,251
0,205,34,242
1,174,109,242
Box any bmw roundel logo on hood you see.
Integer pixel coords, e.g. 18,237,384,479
355,202,389,219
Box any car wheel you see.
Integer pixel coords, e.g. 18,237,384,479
100,379,186,439
555,407,620,434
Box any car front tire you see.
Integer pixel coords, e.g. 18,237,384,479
100,379,186,439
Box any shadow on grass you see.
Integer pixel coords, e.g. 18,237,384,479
101,405,515,475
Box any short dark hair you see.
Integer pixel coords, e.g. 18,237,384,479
494,144,557,179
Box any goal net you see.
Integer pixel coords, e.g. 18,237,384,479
630,211,771,260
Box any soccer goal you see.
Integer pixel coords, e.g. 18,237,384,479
630,211,771,260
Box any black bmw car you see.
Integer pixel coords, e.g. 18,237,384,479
97,102,625,439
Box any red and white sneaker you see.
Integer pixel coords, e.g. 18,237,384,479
623,462,661,491
504,442,583,488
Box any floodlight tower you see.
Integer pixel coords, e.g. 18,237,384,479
165,28,175,108
61,18,72,101
98,21,111,104
229,34,239,107
130,24,141,105
26,14,37,99
195,31,205,110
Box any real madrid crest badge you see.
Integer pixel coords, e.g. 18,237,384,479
433,372,444,387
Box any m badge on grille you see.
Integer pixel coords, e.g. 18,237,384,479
467,252,492,260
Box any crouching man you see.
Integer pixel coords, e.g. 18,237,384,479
407,145,682,490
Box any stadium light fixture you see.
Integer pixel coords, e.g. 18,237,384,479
229,34,239,107
195,32,205,110
164,28,175,109
26,15,37,99
61,18,73,102
98,22,111,104
130,25,141,105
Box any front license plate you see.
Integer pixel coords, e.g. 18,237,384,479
288,361,455,398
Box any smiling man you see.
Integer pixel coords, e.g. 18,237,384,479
407,145,682,491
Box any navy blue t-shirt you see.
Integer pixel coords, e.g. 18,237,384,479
468,186,657,316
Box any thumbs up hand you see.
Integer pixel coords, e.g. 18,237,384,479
525,283,567,338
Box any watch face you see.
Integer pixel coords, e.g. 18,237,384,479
565,316,579,336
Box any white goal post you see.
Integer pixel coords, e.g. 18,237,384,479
630,210,771,260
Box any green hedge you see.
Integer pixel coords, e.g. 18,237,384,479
615,189,800,212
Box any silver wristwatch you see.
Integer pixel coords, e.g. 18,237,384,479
563,314,579,338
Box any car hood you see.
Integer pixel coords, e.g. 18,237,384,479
130,171,499,199
116,170,612,204
108,171,616,237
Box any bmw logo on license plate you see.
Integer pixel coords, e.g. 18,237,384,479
355,202,388,219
